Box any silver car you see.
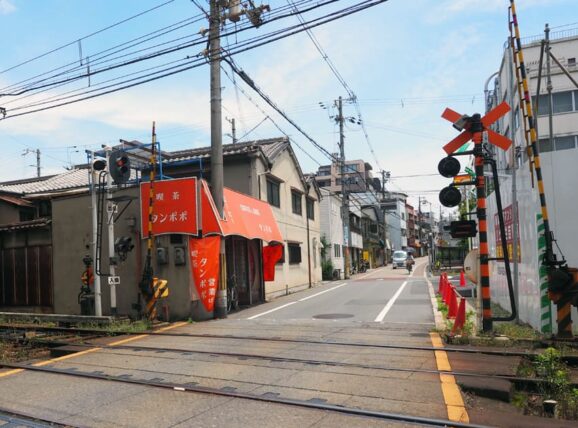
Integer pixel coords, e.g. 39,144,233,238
392,250,408,269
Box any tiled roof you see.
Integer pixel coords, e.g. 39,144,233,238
0,218,51,232
166,138,289,163
0,138,290,197
0,168,90,196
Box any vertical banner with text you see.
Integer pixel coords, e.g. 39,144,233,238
189,236,221,312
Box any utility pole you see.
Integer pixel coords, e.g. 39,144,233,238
226,117,237,144
90,152,102,316
22,148,41,177
418,196,423,257
336,96,350,279
105,148,118,316
209,0,227,319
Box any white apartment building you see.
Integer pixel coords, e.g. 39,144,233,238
486,26,578,334
319,188,344,278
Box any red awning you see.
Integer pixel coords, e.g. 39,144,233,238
201,180,283,243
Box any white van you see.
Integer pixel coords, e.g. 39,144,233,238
392,250,408,269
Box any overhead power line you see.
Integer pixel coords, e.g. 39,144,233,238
0,0,177,75
1,0,390,120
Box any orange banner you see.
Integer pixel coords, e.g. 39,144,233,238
140,177,198,238
201,180,283,243
189,236,220,312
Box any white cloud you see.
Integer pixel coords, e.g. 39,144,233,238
0,0,15,15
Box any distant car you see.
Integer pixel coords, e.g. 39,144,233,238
392,250,408,269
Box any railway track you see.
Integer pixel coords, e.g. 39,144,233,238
0,359,488,428
3,322,576,427
0,322,552,357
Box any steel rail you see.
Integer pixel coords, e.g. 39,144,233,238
0,406,71,427
0,361,489,428
0,324,544,357
16,337,564,386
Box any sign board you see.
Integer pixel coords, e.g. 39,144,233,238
493,203,521,262
453,174,472,184
450,220,477,238
464,249,478,284
140,177,199,238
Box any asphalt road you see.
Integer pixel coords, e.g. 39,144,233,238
237,260,434,326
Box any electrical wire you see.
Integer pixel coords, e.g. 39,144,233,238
1,0,388,118
0,0,178,75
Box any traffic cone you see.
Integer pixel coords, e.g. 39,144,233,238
443,281,451,305
437,274,444,295
459,270,466,287
448,288,458,319
451,298,467,336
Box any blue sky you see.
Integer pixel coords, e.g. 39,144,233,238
0,0,576,213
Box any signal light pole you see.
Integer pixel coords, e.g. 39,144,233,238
440,102,514,332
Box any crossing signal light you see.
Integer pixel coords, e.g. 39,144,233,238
450,220,477,238
438,156,461,178
439,186,462,207
109,150,131,184
438,155,462,207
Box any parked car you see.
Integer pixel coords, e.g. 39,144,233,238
392,250,408,269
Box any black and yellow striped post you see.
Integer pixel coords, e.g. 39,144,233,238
145,277,169,321
139,122,157,319
510,0,573,337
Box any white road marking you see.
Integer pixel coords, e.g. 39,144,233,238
374,280,409,322
298,282,347,302
247,282,348,319
247,302,297,320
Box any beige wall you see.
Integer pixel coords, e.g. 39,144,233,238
51,187,195,319
258,150,322,299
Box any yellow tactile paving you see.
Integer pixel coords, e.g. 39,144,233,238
429,332,469,423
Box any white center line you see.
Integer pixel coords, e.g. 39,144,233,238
374,280,409,323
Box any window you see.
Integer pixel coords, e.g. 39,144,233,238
568,57,576,67
306,198,315,220
19,208,34,222
514,107,520,130
267,179,280,208
555,136,576,151
539,138,553,153
533,90,576,116
552,92,573,113
334,243,341,258
539,136,577,153
38,200,51,217
317,166,331,176
291,190,302,215
345,163,359,172
288,243,301,264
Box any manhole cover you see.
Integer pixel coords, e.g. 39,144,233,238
313,313,354,319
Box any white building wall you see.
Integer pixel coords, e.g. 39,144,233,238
261,150,322,298
487,30,578,333
319,188,344,276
